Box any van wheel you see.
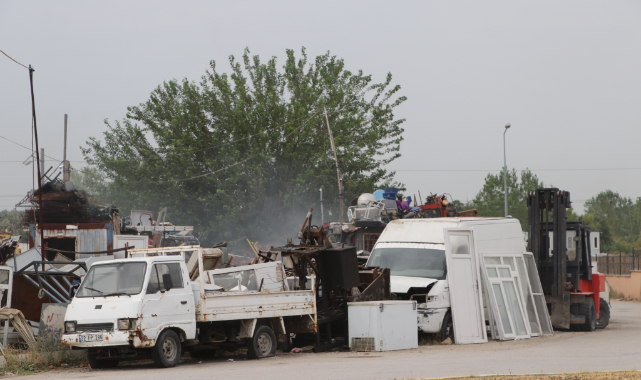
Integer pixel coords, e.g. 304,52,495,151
596,298,610,329
247,325,276,359
439,311,454,343
152,329,182,368
87,353,119,369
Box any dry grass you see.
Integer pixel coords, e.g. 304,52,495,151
2,330,87,376
420,371,641,380
610,286,626,300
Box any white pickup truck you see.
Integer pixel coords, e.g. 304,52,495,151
61,246,316,368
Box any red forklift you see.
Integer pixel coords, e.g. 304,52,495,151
527,188,610,330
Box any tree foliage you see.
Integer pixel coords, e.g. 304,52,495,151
81,48,406,246
467,169,544,229
0,209,27,242
579,190,641,254
466,172,641,254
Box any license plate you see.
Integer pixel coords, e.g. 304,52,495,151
79,334,104,342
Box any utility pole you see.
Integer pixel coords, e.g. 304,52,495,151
29,65,45,269
503,123,511,217
63,114,70,182
324,106,344,224
40,148,45,180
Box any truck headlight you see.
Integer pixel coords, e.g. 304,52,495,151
65,321,76,333
118,319,133,330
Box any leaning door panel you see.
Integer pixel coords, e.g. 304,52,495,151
444,229,487,344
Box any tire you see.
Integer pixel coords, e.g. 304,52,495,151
87,353,119,369
439,311,455,343
578,298,597,332
596,298,610,329
152,329,182,368
247,325,276,359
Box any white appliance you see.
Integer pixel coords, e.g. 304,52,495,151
130,210,154,226
348,301,418,352
113,235,149,259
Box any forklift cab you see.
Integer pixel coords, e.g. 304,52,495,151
527,188,608,331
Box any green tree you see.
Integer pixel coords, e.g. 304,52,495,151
469,168,544,229
82,48,406,246
582,190,640,254
0,209,28,242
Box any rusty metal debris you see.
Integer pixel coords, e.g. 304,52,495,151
271,209,393,352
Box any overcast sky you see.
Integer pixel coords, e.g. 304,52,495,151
1,1,640,213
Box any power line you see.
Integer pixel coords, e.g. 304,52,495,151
78,110,320,184
149,108,332,156
0,160,86,163
0,49,28,69
394,168,641,172
0,135,60,161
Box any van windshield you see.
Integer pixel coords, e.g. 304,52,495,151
76,262,147,297
368,247,447,279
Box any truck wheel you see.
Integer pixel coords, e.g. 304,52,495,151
87,353,119,369
152,329,182,368
247,325,276,359
596,298,610,329
578,298,597,331
439,311,454,343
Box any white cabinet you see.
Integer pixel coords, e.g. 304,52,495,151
348,301,418,351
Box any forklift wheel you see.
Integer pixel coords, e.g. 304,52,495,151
596,298,610,329
578,298,597,331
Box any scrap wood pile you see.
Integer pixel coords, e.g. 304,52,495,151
22,180,117,225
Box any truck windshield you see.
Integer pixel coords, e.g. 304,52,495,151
76,262,147,297
368,247,447,279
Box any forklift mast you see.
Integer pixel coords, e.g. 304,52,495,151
527,188,602,330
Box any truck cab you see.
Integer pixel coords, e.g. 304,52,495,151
62,256,196,368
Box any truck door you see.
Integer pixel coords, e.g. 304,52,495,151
444,228,487,344
140,262,195,343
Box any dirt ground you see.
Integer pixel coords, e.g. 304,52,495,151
17,300,641,380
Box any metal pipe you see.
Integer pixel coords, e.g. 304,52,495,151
503,123,511,217
23,276,64,303
40,277,68,302
49,276,69,299
319,188,324,226
324,107,344,224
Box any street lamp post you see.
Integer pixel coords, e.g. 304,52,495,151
503,123,511,217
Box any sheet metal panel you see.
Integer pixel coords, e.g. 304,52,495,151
31,224,112,258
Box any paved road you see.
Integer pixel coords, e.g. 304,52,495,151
28,301,641,380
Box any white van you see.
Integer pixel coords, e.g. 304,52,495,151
366,217,525,341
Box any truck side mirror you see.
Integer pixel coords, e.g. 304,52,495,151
162,273,174,291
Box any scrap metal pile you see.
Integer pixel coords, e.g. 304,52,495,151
264,210,392,352
21,180,117,225
348,188,478,228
